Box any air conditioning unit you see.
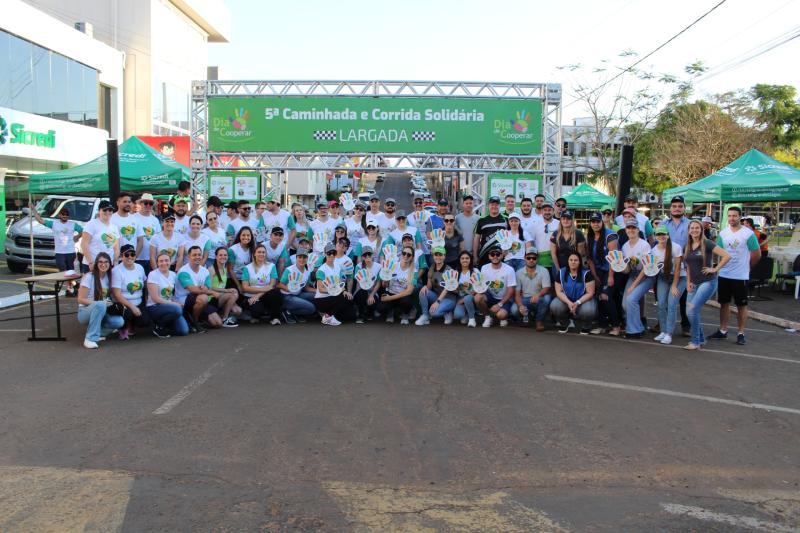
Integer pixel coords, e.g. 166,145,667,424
74,22,93,37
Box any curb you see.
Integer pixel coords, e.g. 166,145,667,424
0,292,60,309
705,300,799,331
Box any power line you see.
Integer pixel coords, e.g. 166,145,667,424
565,0,729,108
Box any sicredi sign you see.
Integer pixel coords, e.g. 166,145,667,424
0,106,108,163
207,97,543,155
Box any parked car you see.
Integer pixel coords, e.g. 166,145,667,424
357,192,372,202
341,184,352,193
376,174,385,182
5,195,103,273
366,188,376,196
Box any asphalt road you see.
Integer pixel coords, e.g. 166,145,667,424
0,293,799,532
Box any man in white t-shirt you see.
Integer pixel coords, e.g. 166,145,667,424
133,193,162,274
309,200,338,244
110,193,141,253
81,200,120,272
260,198,291,244
226,200,257,242
709,206,761,345
474,245,517,328
32,204,83,294
176,245,222,331
377,198,398,239
518,197,541,235
172,198,191,237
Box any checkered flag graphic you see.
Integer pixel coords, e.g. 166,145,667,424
313,130,337,140
412,131,436,141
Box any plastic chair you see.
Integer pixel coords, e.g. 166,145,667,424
775,254,800,299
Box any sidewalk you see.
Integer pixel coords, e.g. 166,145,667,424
706,285,799,331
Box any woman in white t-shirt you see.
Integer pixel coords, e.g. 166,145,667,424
202,211,229,268
622,220,655,338
111,244,148,340
183,215,212,266
241,244,282,325
352,245,381,323
146,252,189,337
287,203,313,253
345,203,367,256
504,213,531,272
80,201,120,272
377,245,416,324
227,226,256,295
354,223,383,265
149,214,184,272
76,252,124,349
453,251,479,327
647,226,685,344
314,242,353,326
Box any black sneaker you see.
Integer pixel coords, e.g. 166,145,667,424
296,315,307,323
152,327,171,339
282,311,297,324
709,330,728,340
558,323,571,334
624,332,643,339
736,333,746,345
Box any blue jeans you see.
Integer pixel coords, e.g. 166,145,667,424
453,294,476,320
77,301,124,342
656,276,686,336
282,292,317,316
148,303,189,336
512,293,552,321
687,277,718,345
623,275,655,334
419,290,456,317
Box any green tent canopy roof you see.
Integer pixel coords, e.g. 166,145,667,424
28,136,190,194
562,182,616,210
662,149,800,204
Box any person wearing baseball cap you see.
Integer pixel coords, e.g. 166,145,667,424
310,199,338,242
512,246,552,331
353,244,381,324
531,201,558,270
277,246,317,323
473,195,509,266
30,201,84,293
474,244,516,327
374,197,397,239
314,241,353,326
386,210,423,251
503,212,530,272
549,209,586,278
620,216,652,339
701,216,717,240
429,198,450,232
80,199,120,272
110,243,149,340
328,199,343,226
377,243,417,325
367,194,382,222
586,211,621,336
415,246,457,325
148,208,185,272
614,194,653,240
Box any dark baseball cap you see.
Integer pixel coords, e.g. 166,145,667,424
561,210,574,219
624,193,638,202
227,201,239,209
98,200,113,211
120,244,135,255
488,196,501,203
206,196,223,207
270,226,284,235
670,195,685,204
437,198,449,206
589,211,602,221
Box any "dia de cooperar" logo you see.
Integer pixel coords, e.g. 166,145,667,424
494,109,535,145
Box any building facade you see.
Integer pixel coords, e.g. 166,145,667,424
22,0,231,139
560,117,623,195
1,0,124,211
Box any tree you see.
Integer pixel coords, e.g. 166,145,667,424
560,54,705,192
751,84,800,148
638,101,769,187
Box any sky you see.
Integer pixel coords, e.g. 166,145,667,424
208,0,800,122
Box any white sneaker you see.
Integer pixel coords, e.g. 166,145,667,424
460,316,468,325
270,318,281,325
444,312,453,325
499,319,508,327
660,334,672,345
385,314,395,324
400,314,410,325
482,316,493,328
415,314,430,326
328,315,341,326
321,315,331,325
654,332,666,342
468,318,477,328
83,339,98,349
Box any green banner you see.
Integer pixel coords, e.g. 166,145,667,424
208,97,542,155
488,173,542,205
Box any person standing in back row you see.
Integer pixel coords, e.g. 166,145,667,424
455,195,479,255
472,196,509,266
709,206,761,345
32,205,82,295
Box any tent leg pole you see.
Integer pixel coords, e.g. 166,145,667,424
29,192,35,276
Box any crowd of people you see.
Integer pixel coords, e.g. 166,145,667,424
58,186,762,351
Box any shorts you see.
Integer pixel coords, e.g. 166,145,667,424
54,253,76,272
486,294,512,312
184,293,218,319
717,276,748,307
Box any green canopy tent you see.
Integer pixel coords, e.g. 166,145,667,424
562,182,616,210
28,136,190,194
662,149,800,205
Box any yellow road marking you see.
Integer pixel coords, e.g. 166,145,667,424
323,481,569,533
0,466,133,533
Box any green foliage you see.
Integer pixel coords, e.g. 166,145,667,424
751,84,800,148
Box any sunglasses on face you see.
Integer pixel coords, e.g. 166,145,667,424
525,256,538,260
556,203,566,208
444,219,455,223
240,208,251,212
142,201,154,206
123,251,136,258
489,251,502,257
385,203,395,207
401,251,413,257
355,207,365,211
362,252,373,256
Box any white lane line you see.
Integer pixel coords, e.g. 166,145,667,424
153,356,230,415
545,375,800,416
0,329,35,332
661,503,797,532
590,333,800,365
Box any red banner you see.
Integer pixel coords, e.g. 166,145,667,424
139,136,190,167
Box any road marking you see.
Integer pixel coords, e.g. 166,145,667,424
323,481,569,532
153,355,232,415
661,503,797,532
581,331,800,365
545,375,800,416
0,329,35,332
0,466,133,532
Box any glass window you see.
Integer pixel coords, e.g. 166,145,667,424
9,34,33,112
0,31,10,107
82,64,98,127
50,52,69,121
67,61,84,123
32,43,52,117
60,199,95,222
